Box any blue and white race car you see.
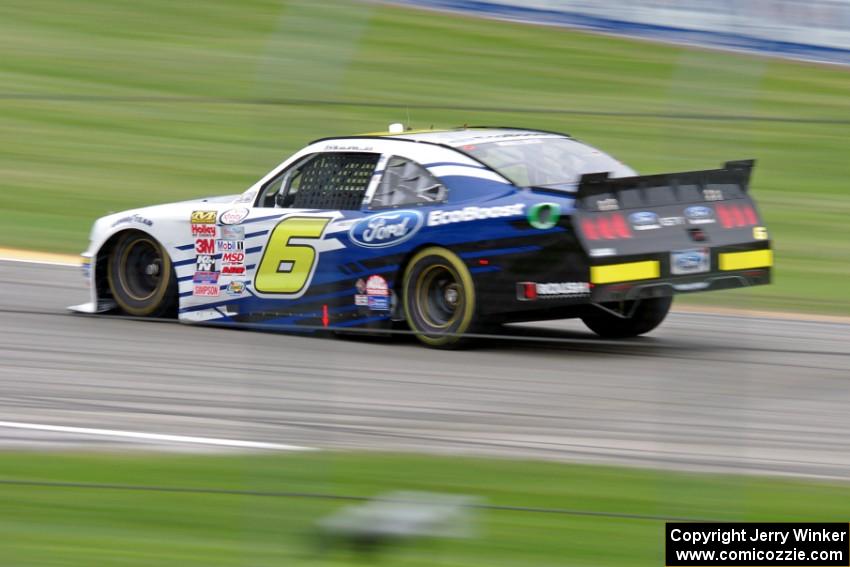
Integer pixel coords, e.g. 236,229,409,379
72,126,772,347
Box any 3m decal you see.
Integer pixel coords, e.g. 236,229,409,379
191,210,217,224
254,216,332,296
195,238,215,255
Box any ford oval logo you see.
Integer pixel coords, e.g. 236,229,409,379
349,211,424,248
685,206,713,219
677,253,703,269
629,211,658,226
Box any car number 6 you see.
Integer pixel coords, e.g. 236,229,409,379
254,216,332,296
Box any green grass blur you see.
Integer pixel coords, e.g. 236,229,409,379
1,452,848,566
1,0,848,313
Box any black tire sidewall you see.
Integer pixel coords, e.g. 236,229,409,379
581,296,673,339
107,232,176,317
402,247,477,348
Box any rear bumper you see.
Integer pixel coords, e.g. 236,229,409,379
589,247,772,302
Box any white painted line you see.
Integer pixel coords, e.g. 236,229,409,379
0,257,78,267
0,420,316,451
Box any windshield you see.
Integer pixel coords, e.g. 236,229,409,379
462,137,634,189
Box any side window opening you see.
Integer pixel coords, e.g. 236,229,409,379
370,156,446,209
258,152,379,210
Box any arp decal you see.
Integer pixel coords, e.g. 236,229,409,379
349,211,423,248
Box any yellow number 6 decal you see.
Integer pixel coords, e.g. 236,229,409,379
254,216,332,296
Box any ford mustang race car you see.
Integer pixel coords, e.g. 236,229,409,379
71,126,772,347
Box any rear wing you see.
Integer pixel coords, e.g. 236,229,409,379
575,160,755,212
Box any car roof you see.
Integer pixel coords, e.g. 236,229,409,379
345,127,569,148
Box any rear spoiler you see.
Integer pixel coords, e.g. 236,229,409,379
575,160,755,212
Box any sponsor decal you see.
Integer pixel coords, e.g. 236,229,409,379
365,274,389,296
81,258,91,281
427,204,525,226
110,214,153,228
324,143,373,152
191,224,217,237
193,284,219,297
673,281,710,291
217,239,244,252
527,202,561,230
684,205,715,224
671,248,710,275
355,278,367,294
225,280,246,296
234,190,256,204
368,295,390,311
589,248,617,258
219,208,249,225
659,216,686,227
195,238,215,255
517,281,590,300
354,294,368,306
193,271,219,284
195,254,215,272
349,211,423,248
753,226,768,240
220,225,244,240
221,251,244,264
222,265,246,275
191,210,217,224
629,211,660,230
703,188,724,201
596,198,619,211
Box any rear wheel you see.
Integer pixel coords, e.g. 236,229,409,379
581,296,672,338
402,247,478,348
107,232,177,317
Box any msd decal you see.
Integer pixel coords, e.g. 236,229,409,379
221,251,244,264
349,211,423,248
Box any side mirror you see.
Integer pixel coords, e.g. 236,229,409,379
275,190,287,208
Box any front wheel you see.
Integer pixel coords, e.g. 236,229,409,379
402,247,478,348
581,296,672,338
106,232,177,317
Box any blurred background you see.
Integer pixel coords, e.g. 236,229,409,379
1,1,849,565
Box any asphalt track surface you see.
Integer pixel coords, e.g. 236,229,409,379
1,259,849,479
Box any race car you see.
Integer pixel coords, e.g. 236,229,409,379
71,126,773,347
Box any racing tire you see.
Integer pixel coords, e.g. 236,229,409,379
107,232,177,317
581,296,673,339
402,247,478,348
